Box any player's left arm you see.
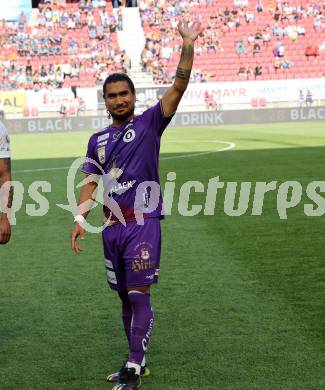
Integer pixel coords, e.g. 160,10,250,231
0,157,13,244
161,20,204,117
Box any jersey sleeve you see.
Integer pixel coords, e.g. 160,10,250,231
0,122,11,158
142,101,174,136
82,134,102,175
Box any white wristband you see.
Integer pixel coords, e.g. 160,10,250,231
74,214,85,224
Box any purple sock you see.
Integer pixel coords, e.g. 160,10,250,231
128,291,154,365
118,291,132,349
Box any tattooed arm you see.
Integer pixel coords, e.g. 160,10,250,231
161,21,203,117
0,157,12,244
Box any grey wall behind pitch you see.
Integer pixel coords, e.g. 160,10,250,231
4,107,325,134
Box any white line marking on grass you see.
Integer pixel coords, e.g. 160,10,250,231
13,140,236,173
14,166,71,173
161,140,236,160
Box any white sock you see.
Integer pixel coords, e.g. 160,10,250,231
126,361,141,376
141,355,146,367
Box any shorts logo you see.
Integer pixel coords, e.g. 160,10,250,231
132,259,155,272
142,318,154,352
97,146,106,163
123,129,135,143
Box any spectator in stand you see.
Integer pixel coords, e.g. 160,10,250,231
18,11,27,31
274,57,281,73
62,61,71,79
60,99,68,115
253,42,261,56
39,65,48,84
68,38,78,54
256,1,263,13
55,66,64,88
262,28,271,46
234,0,248,7
298,90,304,107
238,65,247,77
280,57,294,69
297,25,305,36
245,10,254,23
141,46,153,72
109,16,117,33
305,44,319,60
97,24,105,40
117,9,123,31
255,29,263,41
236,40,246,56
121,50,131,73
272,23,284,37
25,60,32,77
273,42,284,57
286,25,298,42
204,90,216,110
313,15,322,32
274,6,281,22
1,0,325,88
306,90,313,106
246,66,254,79
247,33,255,46
70,61,80,79
254,65,262,79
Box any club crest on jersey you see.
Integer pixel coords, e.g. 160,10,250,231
141,248,150,260
123,129,135,143
97,146,106,163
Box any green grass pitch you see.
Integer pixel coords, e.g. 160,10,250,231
1,121,325,389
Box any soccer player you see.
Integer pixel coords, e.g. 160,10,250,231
0,120,12,244
71,20,203,390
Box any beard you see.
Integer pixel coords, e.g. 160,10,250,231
109,107,134,122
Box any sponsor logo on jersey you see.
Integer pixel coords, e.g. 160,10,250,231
123,129,135,143
107,180,134,196
97,140,108,147
112,131,122,142
97,133,110,142
97,146,106,164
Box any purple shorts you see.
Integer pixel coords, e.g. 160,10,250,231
102,218,161,292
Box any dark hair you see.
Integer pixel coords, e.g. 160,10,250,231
103,73,135,97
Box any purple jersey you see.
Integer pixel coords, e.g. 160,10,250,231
82,102,173,224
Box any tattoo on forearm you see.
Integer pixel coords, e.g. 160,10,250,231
176,67,191,80
180,45,194,62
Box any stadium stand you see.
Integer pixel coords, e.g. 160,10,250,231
0,0,324,90
139,0,325,83
0,0,126,90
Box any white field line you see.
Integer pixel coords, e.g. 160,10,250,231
161,140,235,160
13,140,236,173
